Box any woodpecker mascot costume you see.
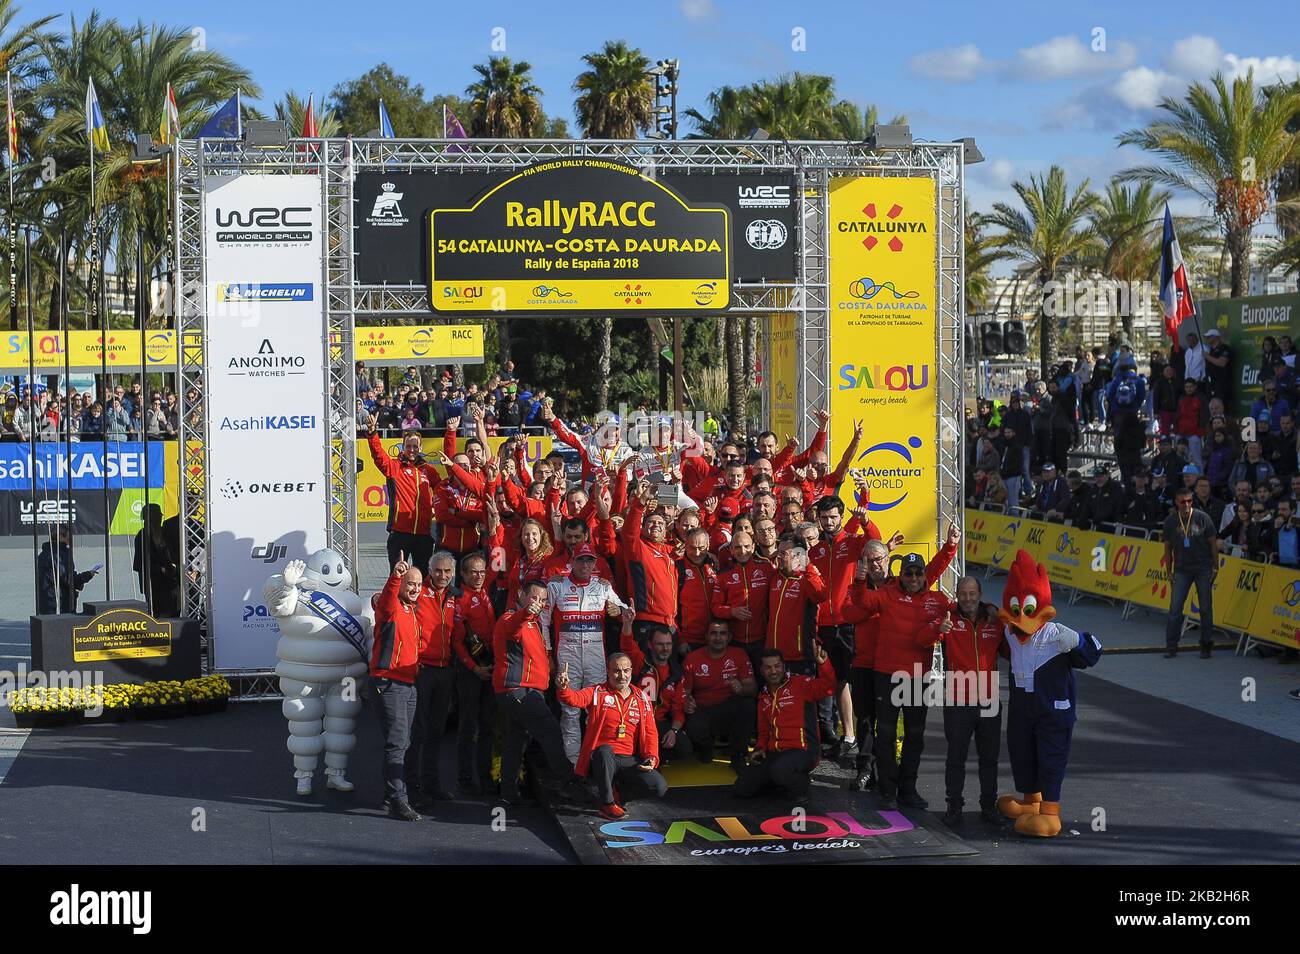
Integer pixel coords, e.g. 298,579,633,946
996,550,1102,836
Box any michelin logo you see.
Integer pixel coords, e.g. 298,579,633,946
216,283,314,303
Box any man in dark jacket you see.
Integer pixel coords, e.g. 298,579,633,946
1087,466,1127,528
1000,392,1033,488
37,526,98,615
1062,470,1093,527
999,425,1025,505
1032,463,1070,519
1123,469,1164,528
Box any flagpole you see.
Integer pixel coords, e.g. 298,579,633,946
60,229,73,595
443,103,447,139
8,71,15,334
138,230,151,612
25,227,37,606
88,112,111,599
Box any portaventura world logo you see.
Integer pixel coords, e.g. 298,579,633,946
597,808,917,856
848,436,924,512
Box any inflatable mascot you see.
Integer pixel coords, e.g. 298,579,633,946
264,549,374,796
996,549,1103,836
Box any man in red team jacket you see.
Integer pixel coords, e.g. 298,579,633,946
557,651,667,820
934,576,1006,826
734,643,836,799
682,618,757,771
452,551,497,796
367,417,439,573
370,554,423,821
492,580,578,806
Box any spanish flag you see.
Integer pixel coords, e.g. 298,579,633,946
160,82,179,146
85,78,109,153
6,72,16,165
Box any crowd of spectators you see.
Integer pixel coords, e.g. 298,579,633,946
0,379,194,442
966,331,1300,567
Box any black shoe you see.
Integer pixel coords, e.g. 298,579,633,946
1163,650,1178,659
838,739,859,760
457,777,483,796
1200,647,1213,659
942,801,963,825
877,792,898,811
1288,688,1300,702
979,805,1000,824
387,800,423,822
849,772,875,792
898,788,929,810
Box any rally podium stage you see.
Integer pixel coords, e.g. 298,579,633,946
544,758,978,866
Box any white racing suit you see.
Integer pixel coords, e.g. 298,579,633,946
541,575,627,760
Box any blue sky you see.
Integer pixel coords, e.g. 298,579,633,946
27,0,1300,216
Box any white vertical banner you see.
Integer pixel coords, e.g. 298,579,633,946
203,174,327,670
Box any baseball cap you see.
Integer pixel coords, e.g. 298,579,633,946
1042,462,1057,472
899,553,926,573
1092,465,1109,477
1182,464,1201,476
1152,467,1166,478
1204,328,1221,338
717,499,739,519
573,544,598,560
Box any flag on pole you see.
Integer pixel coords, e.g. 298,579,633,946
446,106,468,154
6,73,17,165
1159,203,1196,351
198,91,241,139
85,78,109,153
160,82,180,145
302,93,317,138
378,98,395,138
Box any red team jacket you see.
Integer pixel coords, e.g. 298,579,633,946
682,646,753,707
492,608,550,693
711,556,774,646
415,585,457,667
371,575,421,683
622,499,679,627
766,566,828,663
557,683,660,776
757,658,837,753
367,433,439,536
676,558,717,647
453,586,497,671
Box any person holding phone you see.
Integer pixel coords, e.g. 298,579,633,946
37,525,99,615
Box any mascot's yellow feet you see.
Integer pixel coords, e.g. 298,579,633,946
997,792,1042,818
1014,801,1061,837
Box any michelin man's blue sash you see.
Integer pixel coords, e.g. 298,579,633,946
304,590,369,663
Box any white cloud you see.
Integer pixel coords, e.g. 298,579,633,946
1110,67,1185,111
679,0,717,22
1165,35,1223,76
974,158,1016,188
1016,35,1138,80
1223,53,1300,84
909,43,985,82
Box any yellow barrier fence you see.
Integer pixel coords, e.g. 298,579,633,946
964,507,1298,651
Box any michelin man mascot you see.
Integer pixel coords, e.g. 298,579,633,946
996,549,1103,836
264,549,374,796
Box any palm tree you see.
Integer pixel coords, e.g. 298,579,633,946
985,166,1099,376
465,56,542,138
1118,70,1300,297
38,17,255,328
830,102,906,141
573,40,654,412
274,90,341,137
1086,181,1172,340
964,207,1000,316
684,84,748,138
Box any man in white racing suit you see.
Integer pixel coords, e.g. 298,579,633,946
541,543,628,761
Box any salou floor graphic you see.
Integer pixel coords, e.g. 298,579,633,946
546,760,977,865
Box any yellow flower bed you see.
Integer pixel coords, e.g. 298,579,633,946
6,675,232,715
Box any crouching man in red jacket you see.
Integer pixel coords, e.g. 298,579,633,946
733,642,836,800
557,652,667,820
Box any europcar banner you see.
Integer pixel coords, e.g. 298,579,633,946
429,158,731,314
830,177,937,554
1199,292,1300,419
204,174,327,670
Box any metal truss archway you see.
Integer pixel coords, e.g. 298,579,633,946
175,136,964,681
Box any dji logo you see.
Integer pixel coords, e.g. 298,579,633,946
251,542,287,564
